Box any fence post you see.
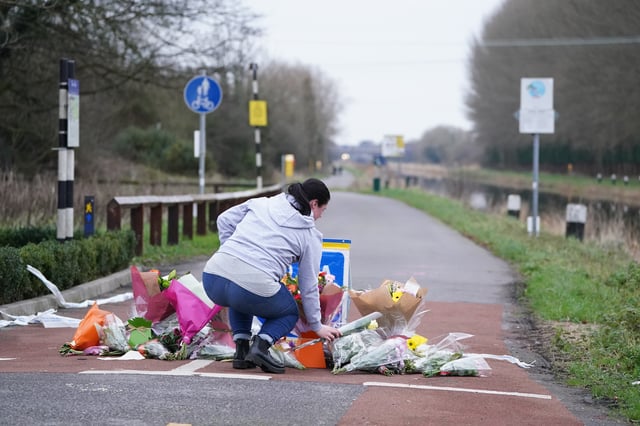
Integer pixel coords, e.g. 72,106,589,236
183,203,193,239
196,202,206,235
107,199,121,230
131,205,144,256
167,204,179,245
149,204,162,246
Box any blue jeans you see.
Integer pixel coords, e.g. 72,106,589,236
202,272,299,343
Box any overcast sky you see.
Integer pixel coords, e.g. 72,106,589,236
244,0,505,145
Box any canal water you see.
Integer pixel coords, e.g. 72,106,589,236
418,177,640,259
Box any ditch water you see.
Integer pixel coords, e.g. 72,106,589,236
417,177,640,259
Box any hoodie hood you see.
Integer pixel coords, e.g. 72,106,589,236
266,193,315,229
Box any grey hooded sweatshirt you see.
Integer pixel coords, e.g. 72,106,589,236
204,192,323,331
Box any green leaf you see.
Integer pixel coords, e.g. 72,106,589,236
128,317,152,328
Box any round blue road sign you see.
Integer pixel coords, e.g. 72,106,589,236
184,75,223,114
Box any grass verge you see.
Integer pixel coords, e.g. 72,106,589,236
131,224,220,267
376,187,640,423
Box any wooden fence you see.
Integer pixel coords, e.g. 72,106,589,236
106,184,283,255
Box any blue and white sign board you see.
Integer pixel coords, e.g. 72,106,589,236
67,79,80,147
290,238,352,325
183,75,223,114
519,78,554,134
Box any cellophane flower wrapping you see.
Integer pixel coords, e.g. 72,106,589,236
333,336,408,375
283,270,346,335
96,313,130,354
282,269,347,368
406,332,474,376
130,266,174,324
138,341,172,360
349,277,428,338
271,340,306,369
163,274,222,345
331,329,384,370
187,309,234,361
67,302,111,350
438,355,492,377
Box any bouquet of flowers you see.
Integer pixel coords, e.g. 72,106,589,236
349,277,428,337
130,266,175,324
282,269,347,332
404,332,473,376
332,335,408,375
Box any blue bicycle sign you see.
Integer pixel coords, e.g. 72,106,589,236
184,75,223,114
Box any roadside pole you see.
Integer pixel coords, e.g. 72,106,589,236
57,58,78,241
519,78,555,237
183,72,223,195
531,133,540,236
249,63,268,190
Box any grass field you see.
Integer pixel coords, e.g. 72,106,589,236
377,186,640,423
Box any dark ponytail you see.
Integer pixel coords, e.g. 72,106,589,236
287,178,330,216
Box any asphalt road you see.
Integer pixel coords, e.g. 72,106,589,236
0,172,630,425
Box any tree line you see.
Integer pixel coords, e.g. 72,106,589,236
4,0,639,180
465,0,640,175
0,0,341,181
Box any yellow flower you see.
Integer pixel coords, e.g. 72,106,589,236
407,334,428,351
391,290,403,302
367,320,379,330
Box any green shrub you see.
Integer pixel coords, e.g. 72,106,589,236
0,229,136,304
113,126,195,174
19,241,57,299
0,226,56,247
0,246,29,304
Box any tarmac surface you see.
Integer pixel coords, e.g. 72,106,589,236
0,172,631,425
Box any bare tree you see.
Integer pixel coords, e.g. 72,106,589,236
0,0,260,174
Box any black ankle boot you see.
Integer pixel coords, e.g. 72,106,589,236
245,336,285,374
232,339,255,369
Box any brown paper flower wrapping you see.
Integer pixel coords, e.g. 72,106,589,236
349,279,428,335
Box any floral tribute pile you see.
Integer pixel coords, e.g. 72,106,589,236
329,277,493,376
58,269,533,377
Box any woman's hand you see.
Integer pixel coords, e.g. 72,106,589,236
316,324,342,342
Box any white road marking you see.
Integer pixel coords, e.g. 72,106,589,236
0,358,16,361
75,360,553,397
363,381,552,400
171,360,213,372
79,359,271,380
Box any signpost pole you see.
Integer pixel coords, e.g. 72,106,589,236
519,78,554,238
532,133,540,236
199,111,206,194
183,71,223,195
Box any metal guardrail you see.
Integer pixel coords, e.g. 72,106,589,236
106,184,283,256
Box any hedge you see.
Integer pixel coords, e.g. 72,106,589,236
0,229,135,305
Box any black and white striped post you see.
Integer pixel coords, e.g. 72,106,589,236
249,63,262,189
57,58,76,241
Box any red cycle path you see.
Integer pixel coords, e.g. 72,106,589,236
0,297,583,425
